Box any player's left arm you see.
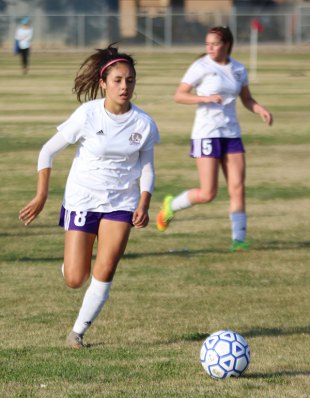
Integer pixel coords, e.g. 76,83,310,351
133,191,152,229
239,85,273,126
132,148,155,229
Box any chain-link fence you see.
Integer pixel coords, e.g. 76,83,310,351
1,6,310,51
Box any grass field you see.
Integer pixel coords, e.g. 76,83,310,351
0,47,309,397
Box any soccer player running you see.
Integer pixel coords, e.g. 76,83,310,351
156,26,272,252
19,45,160,348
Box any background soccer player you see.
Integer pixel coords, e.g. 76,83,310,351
156,26,272,252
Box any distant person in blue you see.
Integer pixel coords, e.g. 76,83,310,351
15,17,33,74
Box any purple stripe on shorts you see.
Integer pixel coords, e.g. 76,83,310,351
59,206,133,235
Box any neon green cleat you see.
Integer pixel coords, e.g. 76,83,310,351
230,240,250,253
156,195,174,232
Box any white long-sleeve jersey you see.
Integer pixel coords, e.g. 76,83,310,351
38,99,160,212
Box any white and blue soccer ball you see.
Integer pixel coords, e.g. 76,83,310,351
200,330,250,379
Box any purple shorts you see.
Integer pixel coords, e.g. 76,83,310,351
59,206,133,235
190,138,245,158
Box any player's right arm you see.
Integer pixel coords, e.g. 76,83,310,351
174,82,222,105
19,168,51,226
175,59,223,105
19,131,70,226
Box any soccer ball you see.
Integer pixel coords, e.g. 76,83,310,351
200,330,250,379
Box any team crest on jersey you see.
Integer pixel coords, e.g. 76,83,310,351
129,132,142,145
233,71,242,81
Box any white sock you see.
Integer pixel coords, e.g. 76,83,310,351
171,191,192,212
72,277,112,336
230,212,247,241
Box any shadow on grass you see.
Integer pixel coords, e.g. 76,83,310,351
179,326,310,343
1,256,66,263
3,239,310,263
87,342,106,349
242,326,310,338
256,240,310,250
1,249,217,263
123,240,310,259
244,370,310,378
1,254,96,263
124,249,217,259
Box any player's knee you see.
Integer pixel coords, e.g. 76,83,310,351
198,189,217,203
65,278,82,289
93,262,118,283
64,271,90,289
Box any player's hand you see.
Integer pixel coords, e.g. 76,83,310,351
206,94,223,104
132,207,149,229
19,195,46,226
260,109,273,126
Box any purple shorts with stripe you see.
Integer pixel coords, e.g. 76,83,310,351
190,138,245,158
59,206,133,235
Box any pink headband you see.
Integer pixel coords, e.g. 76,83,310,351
100,58,129,78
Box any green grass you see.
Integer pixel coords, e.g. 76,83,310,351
0,48,309,397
